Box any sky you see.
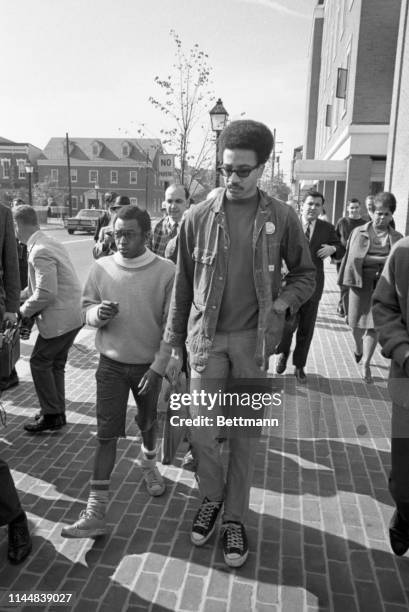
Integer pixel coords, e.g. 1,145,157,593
2,0,316,179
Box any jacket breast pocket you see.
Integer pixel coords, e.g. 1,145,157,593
192,247,216,306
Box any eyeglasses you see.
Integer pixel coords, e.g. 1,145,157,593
113,230,140,241
218,164,259,178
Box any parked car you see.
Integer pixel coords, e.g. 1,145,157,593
64,209,106,235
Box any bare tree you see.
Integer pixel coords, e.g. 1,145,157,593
149,30,214,187
33,176,67,207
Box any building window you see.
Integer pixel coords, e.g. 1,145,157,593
336,68,348,99
325,105,332,128
89,170,98,184
17,159,26,179
370,181,384,194
130,197,138,205
1,159,11,179
70,168,77,183
111,170,118,184
71,195,78,209
122,142,131,157
91,141,103,157
51,169,59,183
129,170,138,184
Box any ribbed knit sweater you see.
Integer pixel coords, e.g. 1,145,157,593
82,250,175,375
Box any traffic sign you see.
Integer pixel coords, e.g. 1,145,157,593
158,154,175,180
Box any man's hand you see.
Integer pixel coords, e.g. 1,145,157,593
97,300,119,321
3,312,17,324
272,297,289,315
102,232,113,248
19,314,36,340
317,244,336,259
138,368,162,396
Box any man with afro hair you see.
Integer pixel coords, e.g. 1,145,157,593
165,119,315,568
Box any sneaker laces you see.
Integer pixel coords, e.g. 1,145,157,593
222,523,244,550
78,509,103,522
195,501,221,530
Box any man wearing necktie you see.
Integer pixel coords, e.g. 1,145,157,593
148,184,189,257
276,190,344,383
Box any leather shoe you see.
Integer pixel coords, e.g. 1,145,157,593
294,367,307,384
389,510,409,556
276,353,288,375
0,371,19,392
24,414,66,433
354,352,363,364
8,513,32,565
34,412,66,425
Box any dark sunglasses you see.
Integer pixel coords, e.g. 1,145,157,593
218,164,259,178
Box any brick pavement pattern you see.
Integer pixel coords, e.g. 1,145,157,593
0,263,408,612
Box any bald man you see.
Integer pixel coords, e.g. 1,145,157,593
148,184,189,257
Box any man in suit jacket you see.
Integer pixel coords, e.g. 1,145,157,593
276,189,344,383
0,203,21,391
147,184,190,257
14,205,83,433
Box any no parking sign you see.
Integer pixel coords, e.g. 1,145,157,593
158,154,175,181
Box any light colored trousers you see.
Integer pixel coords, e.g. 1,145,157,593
189,329,267,524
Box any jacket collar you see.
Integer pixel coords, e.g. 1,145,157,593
210,188,269,214
358,220,402,241
27,229,43,253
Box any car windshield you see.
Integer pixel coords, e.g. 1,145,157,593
76,210,103,218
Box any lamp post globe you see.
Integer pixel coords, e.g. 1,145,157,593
209,98,229,188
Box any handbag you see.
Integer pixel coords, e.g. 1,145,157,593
0,322,20,380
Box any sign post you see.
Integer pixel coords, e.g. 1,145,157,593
158,155,176,184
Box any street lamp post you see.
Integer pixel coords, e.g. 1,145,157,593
94,183,100,209
25,161,34,206
209,98,229,188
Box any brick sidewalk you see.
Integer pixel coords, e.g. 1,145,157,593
0,263,408,612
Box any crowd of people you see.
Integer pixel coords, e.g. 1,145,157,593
1,118,409,570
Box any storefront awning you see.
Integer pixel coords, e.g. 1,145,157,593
294,159,348,181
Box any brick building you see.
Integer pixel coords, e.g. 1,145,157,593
385,0,409,234
295,0,401,224
0,136,43,205
37,137,165,215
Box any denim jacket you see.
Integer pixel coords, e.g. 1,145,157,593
164,189,316,372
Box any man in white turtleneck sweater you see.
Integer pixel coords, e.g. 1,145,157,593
62,205,175,539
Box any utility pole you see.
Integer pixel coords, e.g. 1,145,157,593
271,128,276,190
66,132,73,216
215,131,221,187
145,151,150,210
